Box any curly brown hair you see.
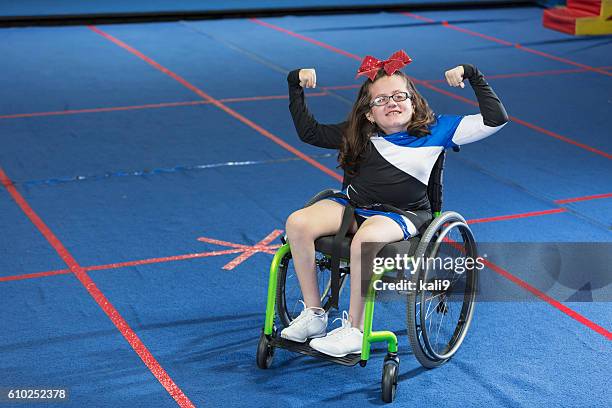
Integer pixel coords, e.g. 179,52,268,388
339,69,435,176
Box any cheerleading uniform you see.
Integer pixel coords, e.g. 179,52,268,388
287,64,508,238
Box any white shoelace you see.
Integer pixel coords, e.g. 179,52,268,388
326,311,356,340
289,300,324,327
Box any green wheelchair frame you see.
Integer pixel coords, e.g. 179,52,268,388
263,242,400,360
256,151,478,403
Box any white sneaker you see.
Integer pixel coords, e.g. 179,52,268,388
309,311,363,357
280,301,328,343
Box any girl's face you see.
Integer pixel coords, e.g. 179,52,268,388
365,75,413,135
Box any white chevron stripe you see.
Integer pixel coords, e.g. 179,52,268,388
371,136,443,184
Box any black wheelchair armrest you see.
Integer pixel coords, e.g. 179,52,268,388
303,189,340,208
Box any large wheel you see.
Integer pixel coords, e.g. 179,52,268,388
407,211,478,368
275,251,347,328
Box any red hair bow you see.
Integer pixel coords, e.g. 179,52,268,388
355,50,412,81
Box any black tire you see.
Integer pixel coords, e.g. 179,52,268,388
256,330,275,369
381,356,399,403
407,211,478,369
276,251,347,328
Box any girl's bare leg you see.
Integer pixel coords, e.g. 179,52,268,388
347,216,404,330
285,200,357,308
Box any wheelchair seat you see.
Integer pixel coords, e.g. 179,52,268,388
314,234,421,263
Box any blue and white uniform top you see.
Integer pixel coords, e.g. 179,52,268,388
287,65,508,238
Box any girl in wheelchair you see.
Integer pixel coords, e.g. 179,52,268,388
281,50,508,358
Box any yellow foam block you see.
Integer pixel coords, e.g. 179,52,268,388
576,0,612,35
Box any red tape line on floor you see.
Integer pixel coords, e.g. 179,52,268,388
399,12,612,78
0,168,195,408
87,25,342,183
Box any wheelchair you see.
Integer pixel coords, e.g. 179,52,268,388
256,151,478,403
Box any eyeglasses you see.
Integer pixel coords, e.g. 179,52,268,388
369,91,411,107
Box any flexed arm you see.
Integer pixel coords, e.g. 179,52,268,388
445,64,509,146
288,69,346,149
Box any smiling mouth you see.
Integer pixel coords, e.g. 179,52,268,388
386,111,402,116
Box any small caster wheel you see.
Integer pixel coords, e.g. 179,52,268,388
359,360,367,367
381,354,399,403
256,330,275,369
